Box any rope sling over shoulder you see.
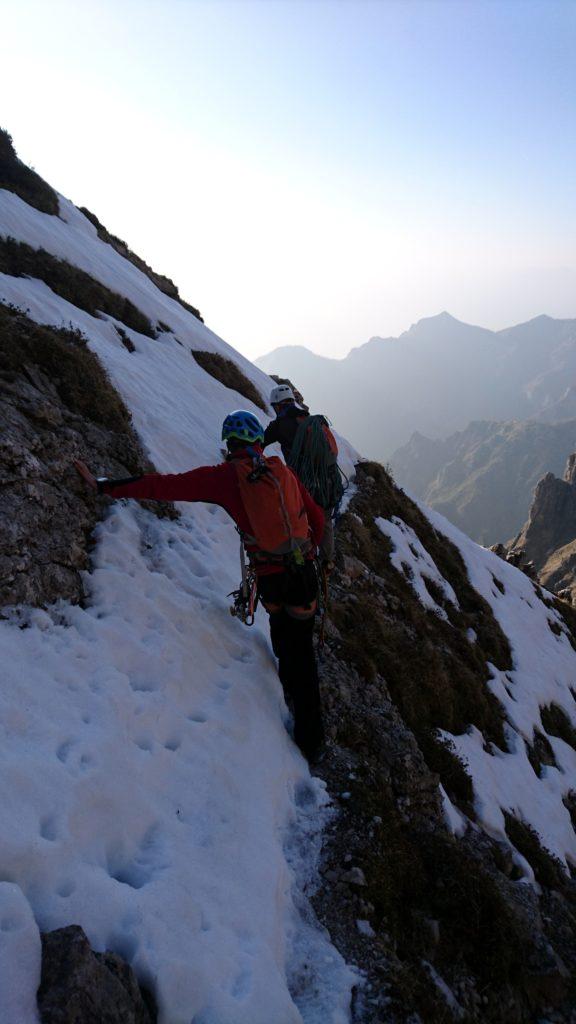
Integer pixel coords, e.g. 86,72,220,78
287,414,345,511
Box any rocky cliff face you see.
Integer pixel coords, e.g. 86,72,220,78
0,304,159,609
509,453,576,602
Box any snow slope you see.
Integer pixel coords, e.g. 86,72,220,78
0,191,356,1023
378,504,576,874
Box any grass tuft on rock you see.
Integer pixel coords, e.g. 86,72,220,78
0,128,59,215
0,237,156,338
504,812,567,890
191,350,266,411
525,728,558,777
0,302,131,431
540,702,576,752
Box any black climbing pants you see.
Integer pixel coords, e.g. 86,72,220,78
257,563,324,758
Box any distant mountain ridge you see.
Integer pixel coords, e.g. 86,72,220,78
390,418,576,546
256,312,576,458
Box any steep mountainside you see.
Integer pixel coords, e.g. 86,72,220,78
3,132,576,1024
256,312,576,459
390,419,576,546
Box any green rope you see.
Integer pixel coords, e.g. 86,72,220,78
287,415,343,510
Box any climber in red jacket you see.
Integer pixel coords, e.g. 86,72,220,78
74,409,326,762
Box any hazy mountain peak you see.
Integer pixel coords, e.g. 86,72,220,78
403,310,493,340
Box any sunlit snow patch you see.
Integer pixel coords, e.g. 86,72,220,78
375,516,459,619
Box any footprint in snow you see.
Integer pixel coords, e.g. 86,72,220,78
107,824,168,890
40,815,59,842
56,739,76,764
56,739,96,774
129,678,159,694
134,736,153,752
230,959,254,1001
80,753,95,772
56,881,75,898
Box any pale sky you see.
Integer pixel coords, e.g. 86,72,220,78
1,0,575,359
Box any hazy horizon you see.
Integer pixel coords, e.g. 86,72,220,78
2,0,576,360
254,309,576,362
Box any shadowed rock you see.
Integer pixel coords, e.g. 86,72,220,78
37,926,156,1024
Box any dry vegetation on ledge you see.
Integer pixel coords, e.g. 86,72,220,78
191,349,267,412
0,237,157,338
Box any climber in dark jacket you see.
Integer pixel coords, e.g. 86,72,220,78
263,383,307,461
264,383,336,565
74,409,326,761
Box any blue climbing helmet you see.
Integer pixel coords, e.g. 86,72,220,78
221,410,265,446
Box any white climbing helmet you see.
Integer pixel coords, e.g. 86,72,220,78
270,383,295,405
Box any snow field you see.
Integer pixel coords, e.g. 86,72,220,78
0,193,357,1021
0,499,353,1024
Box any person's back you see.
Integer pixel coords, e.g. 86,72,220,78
264,385,342,564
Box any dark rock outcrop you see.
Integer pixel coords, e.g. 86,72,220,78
0,304,171,609
511,470,576,569
508,452,576,602
37,926,156,1024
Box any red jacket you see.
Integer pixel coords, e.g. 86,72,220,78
100,452,325,576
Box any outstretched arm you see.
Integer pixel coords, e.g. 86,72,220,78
74,460,234,506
